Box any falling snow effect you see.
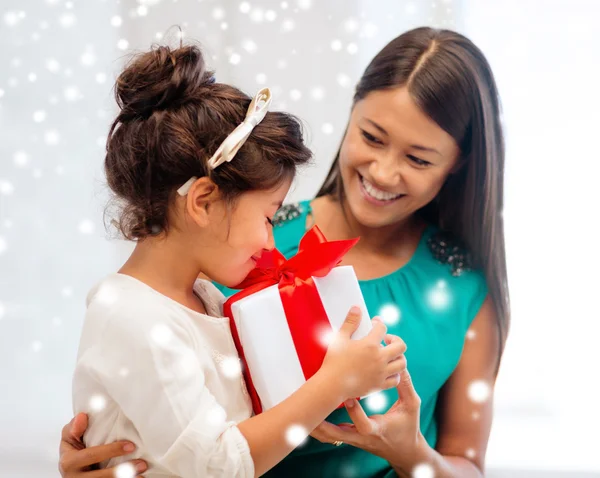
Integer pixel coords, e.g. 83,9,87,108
427,280,452,310
115,462,136,478
220,356,243,379
379,303,401,325
206,404,227,426
285,424,308,447
365,391,387,412
93,283,120,307
468,380,491,403
412,463,435,478
89,394,107,412
151,324,174,346
1,0,465,461
78,219,95,235
321,123,334,135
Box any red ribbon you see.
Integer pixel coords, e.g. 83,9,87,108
223,225,359,414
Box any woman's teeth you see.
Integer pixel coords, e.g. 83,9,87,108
361,176,403,201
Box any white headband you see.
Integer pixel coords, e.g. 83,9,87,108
177,87,272,196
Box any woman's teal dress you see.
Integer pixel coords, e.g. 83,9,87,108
215,200,487,477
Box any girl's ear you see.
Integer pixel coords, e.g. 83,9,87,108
183,177,219,228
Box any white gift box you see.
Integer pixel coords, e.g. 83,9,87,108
228,265,372,412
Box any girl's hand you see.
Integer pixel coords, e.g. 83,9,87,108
321,307,407,399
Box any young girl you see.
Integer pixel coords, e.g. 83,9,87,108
62,26,508,477
69,44,406,478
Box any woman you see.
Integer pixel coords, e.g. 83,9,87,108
59,27,509,477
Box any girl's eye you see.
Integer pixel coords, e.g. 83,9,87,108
361,130,383,145
407,155,431,167
267,217,274,226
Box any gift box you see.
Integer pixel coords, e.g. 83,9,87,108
224,226,372,414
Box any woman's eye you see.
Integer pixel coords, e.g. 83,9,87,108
407,155,431,167
267,217,274,226
361,130,383,145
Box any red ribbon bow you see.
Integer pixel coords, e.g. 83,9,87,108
224,225,359,414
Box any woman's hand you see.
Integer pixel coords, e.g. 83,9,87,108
59,413,147,477
311,367,426,473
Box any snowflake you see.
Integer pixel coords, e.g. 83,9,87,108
427,281,452,310
310,86,325,101
46,58,60,73
229,53,241,65
151,324,174,346
465,448,476,459
32,341,43,353
28,73,37,82
265,9,277,21
466,329,476,340
81,50,96,66
242,39,257,53
250,8,264,23
4,12,22,27
94,283,120,307
337,73,351,88
117,39,129,50
78,219,95,235
282,18,295,31
239,2,251,14
137,5,148,16
115,462,136,478
297,0,312,9
366,391,387,412
212,7,225,20
52,317,63,327
289,89,302,101
468,380,491,403
62,286,73,297
33,110,47,123
96,73,107,84
412,463,434,478
206,404,227,426
321,123,333,135
64,86,82,102
344,18,359,33
331,39,342,51
346,43,358,54
362,22,378,38
255,73,267,84
111,15,122,27
0,88,4,98
379,303,401,325
59,12,76,28
405,2,417,14
0,180,15,195
317,326,335,348
89,394,107,412
285,425,308,447
0,301,5,319
220,356,243,379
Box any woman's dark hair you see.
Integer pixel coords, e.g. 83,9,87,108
105,44,312,239
317,27,510,362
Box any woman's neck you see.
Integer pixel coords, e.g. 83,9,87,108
311,195,424,255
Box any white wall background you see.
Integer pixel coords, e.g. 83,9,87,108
0,0,599,476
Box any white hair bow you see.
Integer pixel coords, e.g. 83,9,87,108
177,87,272,196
